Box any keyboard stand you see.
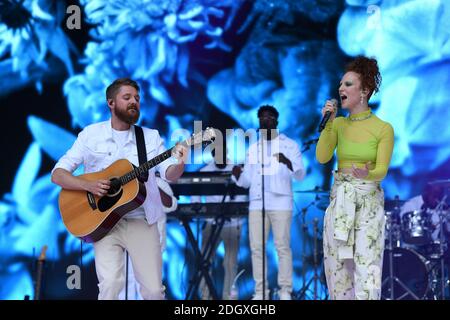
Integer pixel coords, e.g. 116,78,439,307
183,179,237,300
183,213,228,300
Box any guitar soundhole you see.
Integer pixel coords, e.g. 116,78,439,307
98,189,123,212
108,177,122,196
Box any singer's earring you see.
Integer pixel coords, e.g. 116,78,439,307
360,94,364,105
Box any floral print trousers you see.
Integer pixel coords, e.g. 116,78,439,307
323,173,385,300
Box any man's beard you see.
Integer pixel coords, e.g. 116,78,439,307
116,106,140,125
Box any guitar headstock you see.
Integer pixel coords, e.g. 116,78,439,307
202,127,217,144
187,127,217,147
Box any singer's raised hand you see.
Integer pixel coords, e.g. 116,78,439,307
321,99,338,122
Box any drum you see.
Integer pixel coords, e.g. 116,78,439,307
401,210,432,245
382,247,430,300
422,240,448,260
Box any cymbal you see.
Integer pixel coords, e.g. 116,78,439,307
428,179,450,188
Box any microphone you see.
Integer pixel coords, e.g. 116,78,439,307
318,99,338,133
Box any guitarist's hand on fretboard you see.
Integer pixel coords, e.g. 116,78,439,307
173,143,189,164
83,179,111,197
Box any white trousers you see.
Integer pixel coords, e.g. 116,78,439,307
249,210,293,296
93,217,164,300
323,175,385,300
199,221,241,300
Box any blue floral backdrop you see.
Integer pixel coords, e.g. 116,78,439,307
1,0,449,300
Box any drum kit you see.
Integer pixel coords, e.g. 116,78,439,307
382,180,450,300
293,180,450,300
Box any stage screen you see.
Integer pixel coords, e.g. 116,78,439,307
0,0,449,300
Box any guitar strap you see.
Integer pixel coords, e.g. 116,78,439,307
134,125,148,182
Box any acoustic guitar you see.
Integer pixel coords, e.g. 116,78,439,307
58,128,216,243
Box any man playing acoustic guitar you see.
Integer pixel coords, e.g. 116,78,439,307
51,78,187,300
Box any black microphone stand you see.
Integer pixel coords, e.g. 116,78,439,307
261,130,267,300
301,138,319,153
435,195,448,300
125,250,129,300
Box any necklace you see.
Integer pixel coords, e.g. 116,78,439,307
349,112,372,121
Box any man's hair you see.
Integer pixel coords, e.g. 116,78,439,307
106,78,140,101
257,105,279,119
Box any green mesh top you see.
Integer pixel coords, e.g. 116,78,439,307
316,109,394,181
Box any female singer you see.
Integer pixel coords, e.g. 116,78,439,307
316,56,394,300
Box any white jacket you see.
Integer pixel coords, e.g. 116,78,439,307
53,119,177,224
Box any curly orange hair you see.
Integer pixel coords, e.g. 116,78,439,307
345,56,381,99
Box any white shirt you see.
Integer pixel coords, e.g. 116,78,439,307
52,119,177,225
191,161,248,227
156,177,178,213
155,177,177,253
235,133,305,211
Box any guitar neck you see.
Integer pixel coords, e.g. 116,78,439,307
118,128,214,186
139,147,174,174
119,147,174,185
